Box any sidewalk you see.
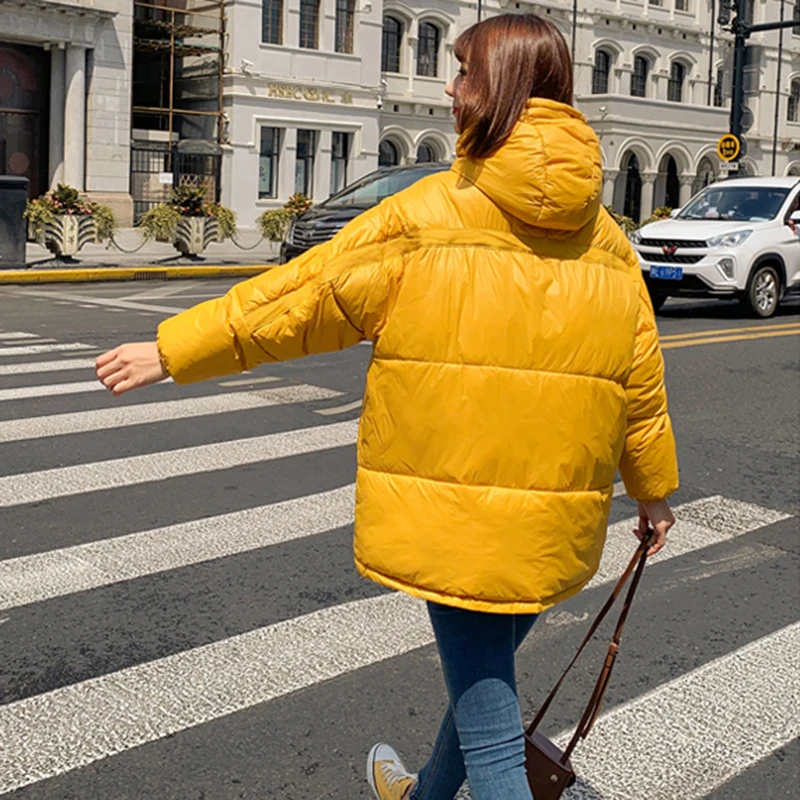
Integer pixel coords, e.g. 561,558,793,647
0,229,280,284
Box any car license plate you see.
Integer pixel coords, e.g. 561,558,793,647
650,265,683,280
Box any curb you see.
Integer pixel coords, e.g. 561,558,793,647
0,265,274,285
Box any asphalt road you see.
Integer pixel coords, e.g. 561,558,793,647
0,280,797,800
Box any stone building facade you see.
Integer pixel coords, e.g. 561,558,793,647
0,0,133,222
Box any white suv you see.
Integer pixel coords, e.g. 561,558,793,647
632,177,800,317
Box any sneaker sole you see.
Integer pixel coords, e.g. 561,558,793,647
366,742,382,798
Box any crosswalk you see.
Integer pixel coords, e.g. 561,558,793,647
0,326,797,799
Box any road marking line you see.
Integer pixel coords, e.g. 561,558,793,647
0,338,57,346
659,321,800,341
0,494,785,611
6,288,185,315
0,420,359,507
314,399,363,415
0,385,339,443
612,481,626,498
0,333,39,341
0,380,107,402
0,343,93,357
0,500,791,794
556,622,800,800
0,485,357,609
0,359,98,376
218,375,281,387
662,329,800,350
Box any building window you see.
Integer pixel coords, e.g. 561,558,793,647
789,80,800,122
416,141,438,162
379,139,399,167
675,0,689,10
295,129,316,197
744,0,755,25
299,0,320,49
592,50,611,94
714,66,724,107
668,61,685,103
330,132,350,194
417,22,440,78
259,127,280,199
794,0,800,36
623,152,642,222
648,0,662,6
335,0,355,54
631,56,649,97
382,16,403,72
262,0,283,44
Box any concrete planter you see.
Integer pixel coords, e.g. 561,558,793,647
174,217,220,256
43,215,97,258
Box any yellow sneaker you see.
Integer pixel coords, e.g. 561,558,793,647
367,743,418,800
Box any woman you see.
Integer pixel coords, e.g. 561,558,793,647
97,14,677,800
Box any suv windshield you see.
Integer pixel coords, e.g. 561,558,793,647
679,186,790,222
325,166,446,207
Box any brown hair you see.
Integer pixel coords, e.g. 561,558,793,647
454,14,573,160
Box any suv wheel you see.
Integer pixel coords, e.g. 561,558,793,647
743,264,781,318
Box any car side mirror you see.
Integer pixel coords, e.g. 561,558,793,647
791,210,800,223
669,208,680,219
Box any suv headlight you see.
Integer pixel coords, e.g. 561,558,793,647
707,230,752,248
630,229,642,245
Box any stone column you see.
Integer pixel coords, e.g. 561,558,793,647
407,35,417,95
64,44,86,190
640,172,657,221
602,169,619,207
49,45,65,188
679,174,695,208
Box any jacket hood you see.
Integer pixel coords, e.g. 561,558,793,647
452,99,603,232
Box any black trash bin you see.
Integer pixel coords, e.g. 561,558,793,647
0,175,29,269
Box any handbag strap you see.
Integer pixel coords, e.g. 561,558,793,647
525,528,654,763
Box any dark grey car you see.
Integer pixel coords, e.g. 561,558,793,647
279,162,451,264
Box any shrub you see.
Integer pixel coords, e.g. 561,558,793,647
24,183,116,243
137,186,237,241
284,193,312,215
639,207,673,228
604,205,637,235
257,208,293,241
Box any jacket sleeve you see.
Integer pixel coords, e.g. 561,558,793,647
618,259,679,502
156,203,404,384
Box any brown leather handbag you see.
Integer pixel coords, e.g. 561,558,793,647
524,529,654,800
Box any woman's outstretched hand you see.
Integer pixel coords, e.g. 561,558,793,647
635,499,675,556
96,342,169,397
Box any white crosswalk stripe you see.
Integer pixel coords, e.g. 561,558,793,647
0,332,39,340
0,419,358,506
0,338,796,799
0,358,98,376
0,342,93,357
0,385,342,443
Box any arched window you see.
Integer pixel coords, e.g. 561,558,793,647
789,79,800,123
379,139,400,167
693,157,716,195
623,153,642,222
668,61,686,103
744,0,756,25
417,22,440,78
592,50,611,94
381,16,403,73
631,56,649,98
660,155,680,210
416,141,438,162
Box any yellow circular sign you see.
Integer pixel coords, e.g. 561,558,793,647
717,134,741,162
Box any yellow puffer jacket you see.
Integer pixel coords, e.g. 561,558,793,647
157,99,678,615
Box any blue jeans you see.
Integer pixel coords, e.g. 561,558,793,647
410,601,539,800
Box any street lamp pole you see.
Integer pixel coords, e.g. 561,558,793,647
478,0,482,22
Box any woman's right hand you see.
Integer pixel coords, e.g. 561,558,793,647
635,499,675,556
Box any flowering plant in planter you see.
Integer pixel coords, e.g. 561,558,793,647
24,184,116,257
256,193,312,242
138,186,237,256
